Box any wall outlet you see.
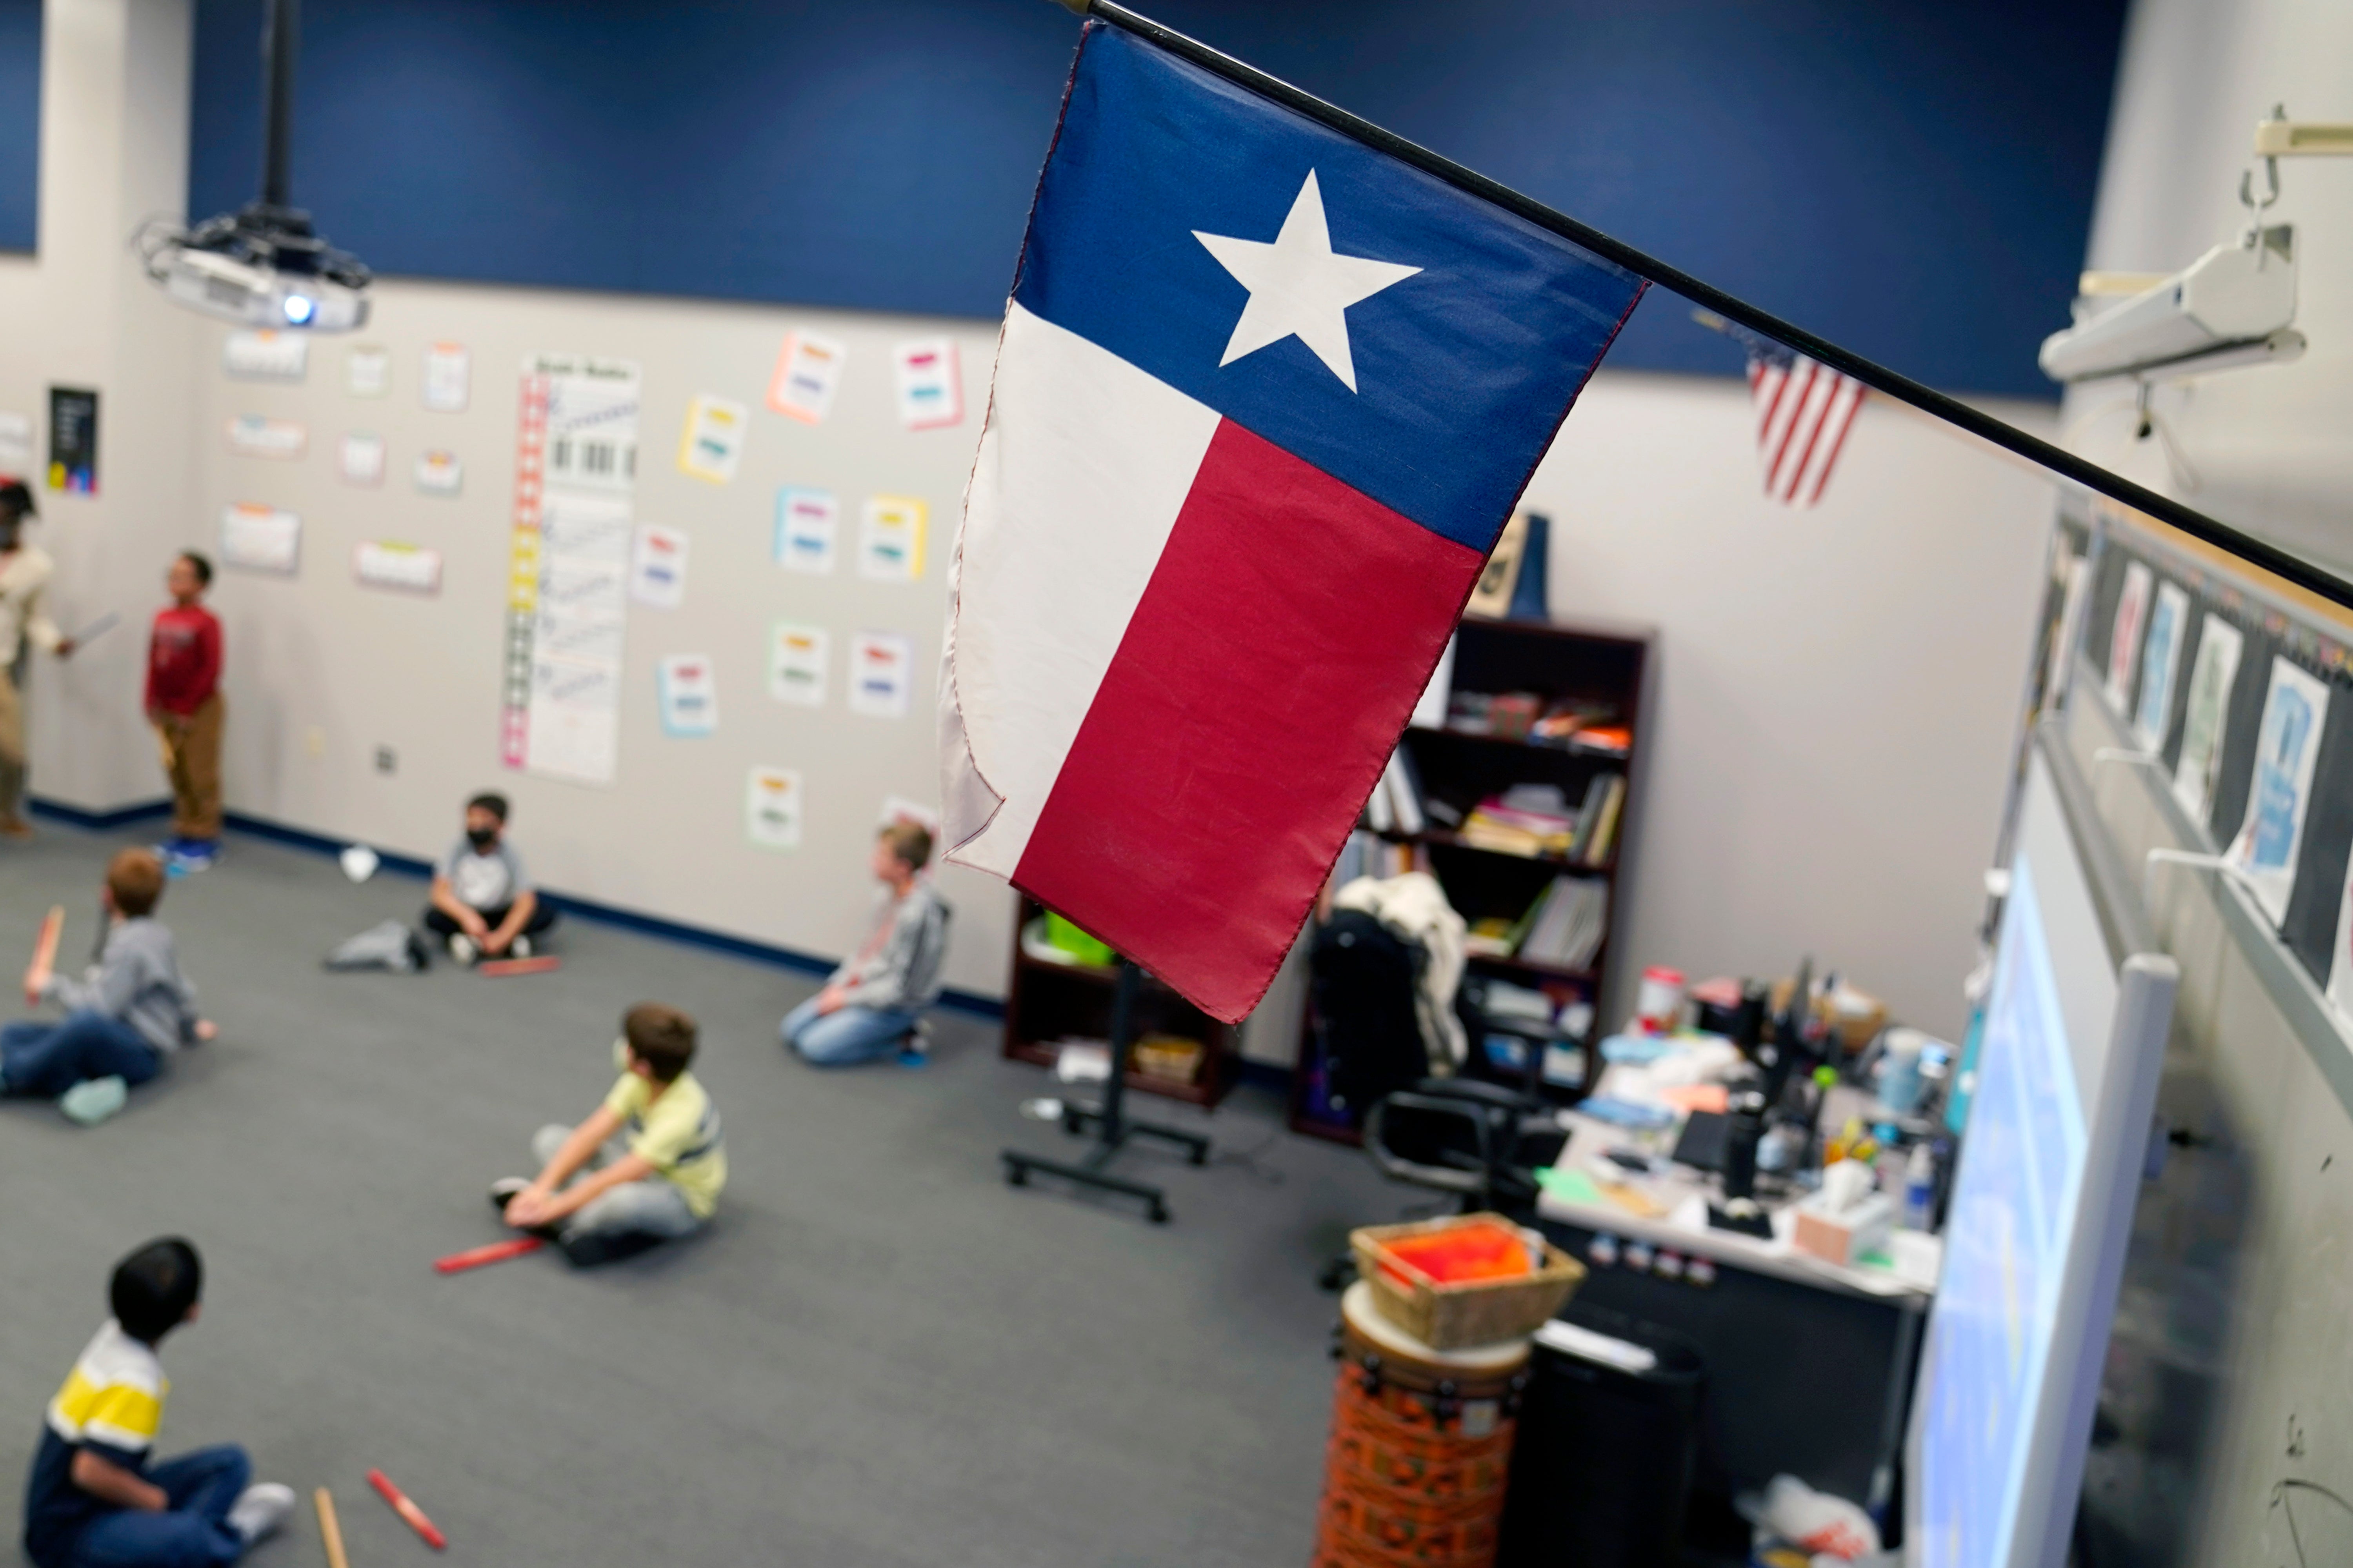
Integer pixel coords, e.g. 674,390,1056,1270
374,746,397,775
303,726,325,759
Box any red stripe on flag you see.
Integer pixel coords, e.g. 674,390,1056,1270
1014,418,1482,1022
1802,381,1866,506
1766,361,1819,498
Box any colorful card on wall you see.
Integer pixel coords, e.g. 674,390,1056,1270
658,653,718,736
677,394,747,483
892,338,962,429
629,523,689,609
768,622,829,707
2104,561,2152,713
2226,656,2330,926
345,345,389,397
225,414,306,459
774,488,838,574
858,496,926,581
847,631,915,719
767,331,847,424
220,503,300,575
339,433,385,486
422,343,470,411
415,450,463,495
2171,614,2243,824
2131,581,2189,752
46,387,96,493
746,766,804,851
224,330,307,381
354,541,442,595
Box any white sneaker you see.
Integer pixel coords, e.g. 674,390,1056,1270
448,933,478,966
510,934,533,959
227,1482,296,1544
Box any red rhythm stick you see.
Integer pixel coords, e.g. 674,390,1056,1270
432,1237,543,1275
366,1468,447,1550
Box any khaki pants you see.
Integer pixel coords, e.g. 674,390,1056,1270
0,668,22,824
154,693,225,840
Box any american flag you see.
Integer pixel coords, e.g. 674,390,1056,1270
1746,340,1866,507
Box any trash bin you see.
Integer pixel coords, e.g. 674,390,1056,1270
1496,1302,1706,1567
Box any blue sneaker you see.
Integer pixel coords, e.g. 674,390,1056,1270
170,839,221,872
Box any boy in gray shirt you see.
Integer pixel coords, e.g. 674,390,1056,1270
4,849,212,1121
781,822,951,1066
424,791,559,965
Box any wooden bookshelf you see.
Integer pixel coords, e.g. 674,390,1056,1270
1291,613,1652,1143
1000,896,1241,1108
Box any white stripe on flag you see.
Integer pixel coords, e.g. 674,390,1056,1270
1749,351,1866,508
942,300,1222,879
1771,366,1837,501
1795,377,1866,505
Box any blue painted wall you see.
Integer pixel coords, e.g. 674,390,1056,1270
188,0,2126,398
0,0,39,252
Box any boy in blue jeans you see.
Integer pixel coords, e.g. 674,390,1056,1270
7,850,212,1122
22,1237,293,1568
781,822,950,1066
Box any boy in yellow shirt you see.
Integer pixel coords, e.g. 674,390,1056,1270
493,1002,725,1266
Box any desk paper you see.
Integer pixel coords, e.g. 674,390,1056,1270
767,622,828,707
746,766,804,851
847,631,915,719
629,523,689,609
414,450,463,495
774,488,838,574
339,433,385,486
677,394,747,484
2228,656,2329,925
858,496,926,581
767,331,846,423
220,503,300,575
355,542,442,595
225,415,306,459
657,654,718,737
345,346,389,397
422,343,470,411
892,338,962,429
224,330,307,381
1536,1166,1604,1208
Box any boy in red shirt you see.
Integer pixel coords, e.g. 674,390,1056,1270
146,553,224,871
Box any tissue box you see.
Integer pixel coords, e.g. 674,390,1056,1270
1791,1191,1895,1269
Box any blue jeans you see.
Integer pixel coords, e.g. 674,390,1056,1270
1,1012,163,1099
780,997,921,1066
68,1444,250,1568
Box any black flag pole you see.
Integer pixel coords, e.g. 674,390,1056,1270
1049,0,2349,609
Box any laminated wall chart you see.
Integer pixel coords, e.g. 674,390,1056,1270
502,355,642,785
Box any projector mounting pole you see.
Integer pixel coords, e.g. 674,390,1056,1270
259,0,298,211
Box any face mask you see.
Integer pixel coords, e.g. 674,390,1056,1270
467,826,498,849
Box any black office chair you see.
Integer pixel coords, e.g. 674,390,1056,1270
1365,1076,1568,1216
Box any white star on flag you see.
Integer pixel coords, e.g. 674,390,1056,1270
1193,170,1421,391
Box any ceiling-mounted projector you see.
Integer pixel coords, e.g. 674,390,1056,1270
2038,224,2299,384
136,0,370,331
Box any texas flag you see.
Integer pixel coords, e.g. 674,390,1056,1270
942,22,1644,1022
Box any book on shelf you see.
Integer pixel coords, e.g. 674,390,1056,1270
1363,769,1396,833
1458,782,1577,859
1516,875,1608,971
1331,828,1422,891
1384,746,1427,835
1582,775,1627,867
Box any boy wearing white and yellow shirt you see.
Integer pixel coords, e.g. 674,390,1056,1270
23,1239,293,1568
493,1001,726,1266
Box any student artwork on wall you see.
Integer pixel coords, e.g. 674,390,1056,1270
2104,560,2153,713
858,496,926,581
504,355,642,787
2171,614,2244,824
847,632,915,719
746,766,804,851
767,331,846,424
2131,581,2189,753
225,414,306,459
346,346,389,397
422,343,470,411
46,387,96,493
0,411,28,475
2044,553,2091,716
628,523,689,609
223,329,307,381
892,338,962,429
219,502,300,575
677,394,747,484
657,654,718,737
774,488,838,574
354,541,442,595
767,622,828,706
2227,657,2330,925
339,433,385,486
414,450,463,495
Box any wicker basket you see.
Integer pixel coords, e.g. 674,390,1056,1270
1351,1213,1586,1350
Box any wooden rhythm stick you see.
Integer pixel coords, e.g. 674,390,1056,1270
24,904,61,1006
432,1237,543,1275
366,1469,447,1551
477,955,562,977
314,1487,350,1568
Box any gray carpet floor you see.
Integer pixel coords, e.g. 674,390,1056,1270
0,822,1412,1567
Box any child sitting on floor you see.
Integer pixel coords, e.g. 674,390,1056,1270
781,821,951,1066
493,1002,726,1267
424,790,557,965
22,1237,294,1568
6,849,212,1124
